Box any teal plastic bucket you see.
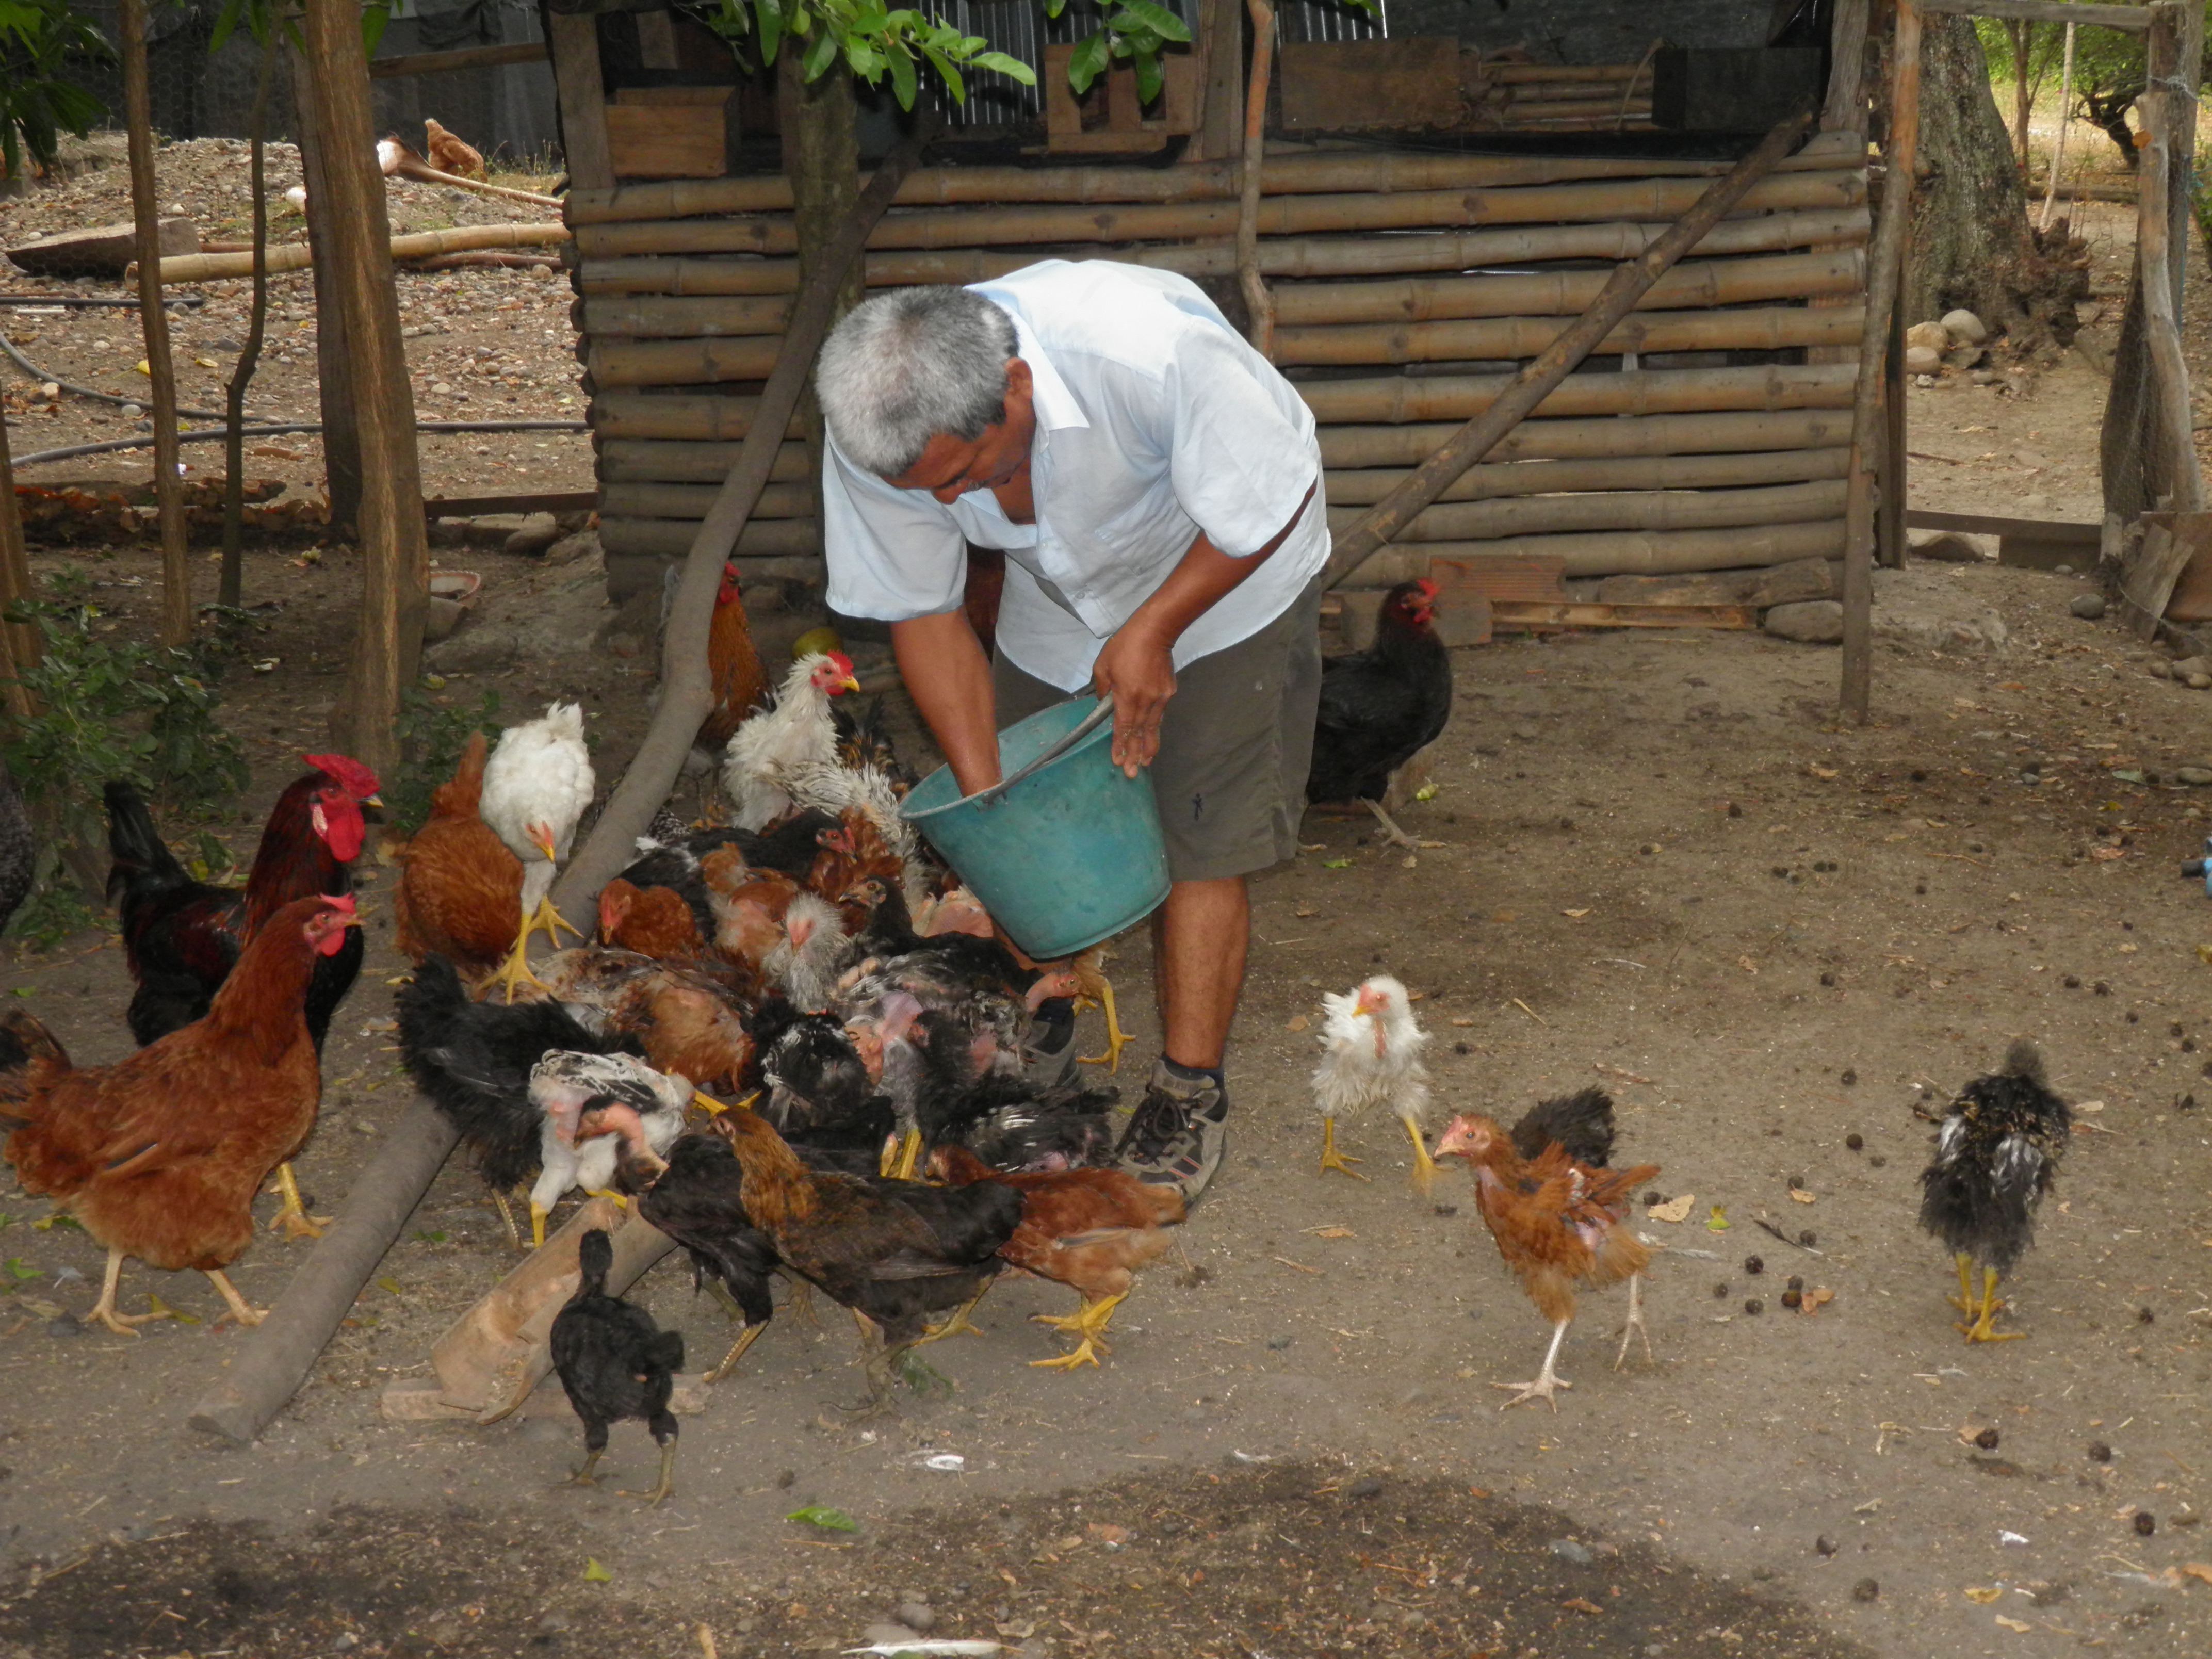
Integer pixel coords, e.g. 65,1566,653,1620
901,695,1170,959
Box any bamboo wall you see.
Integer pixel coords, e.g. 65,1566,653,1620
567,131,1869,600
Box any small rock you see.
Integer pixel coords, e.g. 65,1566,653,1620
1852,1577,1880,1602
1911,531,1985,564
1266,1335,1293,1351
1969,369,1999,385
1815,1535,1839,1556
2069,593,2107,621
1510,726,1539,741
1347,1475,1384,1500
333,1634,359,1652
2053,562,2074,575
2176,766,2212,786
2150,660,2174,679
2188,674,2211,691
536,1611,571,1635
1904,345,1942,373
2174,655,2211,678
1904,319,1951,352
503,513,562,558
1398,1609,1429,1630
542,529,600,568
1548,1538,1595,1563
894,1602,937,1633
1764,600,1845,644
863,1623,922,1647
1942,308,1989,344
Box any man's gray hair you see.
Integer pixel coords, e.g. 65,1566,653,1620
816,286,1020,476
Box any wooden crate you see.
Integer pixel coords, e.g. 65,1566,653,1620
607,86,731,179
1043,45,1200,154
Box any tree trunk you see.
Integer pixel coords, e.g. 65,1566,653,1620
2004,21,2030,170
302,0,428,777
777,57,861,557
221,25,278,608
120,0,192,647
1904,16,2079,351
290,42,363,532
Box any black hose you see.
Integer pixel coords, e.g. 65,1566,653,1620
0,330,258,422
7,417,591,469
1,293,204,308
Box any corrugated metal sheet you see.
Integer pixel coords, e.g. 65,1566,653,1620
928,0,1389,127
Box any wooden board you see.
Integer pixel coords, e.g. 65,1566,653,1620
2118,512,2212,640
1279,38,1467,132
423,490,597,518
1905,507,2099,545
1429,554,1570,605
606,100,728,180
2165,517,2212,622
1491,600,1758,630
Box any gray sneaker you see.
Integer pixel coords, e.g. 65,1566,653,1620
1115,1059,1228,1203
1021,999,1078,1089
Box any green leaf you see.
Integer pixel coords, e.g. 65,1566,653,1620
582,1557,612,1582
3,1258,40,1281
1109,0,1191,43
785,1505,859,1532
412,1229,447,1244
802,25,840,80
971,51,1035,85
924,46,963,107
887,43,918,109
1321,857,1352,870
376,1276,403,1295
757,0,784,62
32,1212,80,1231
1131,45,1162,106
1066,30,1110,95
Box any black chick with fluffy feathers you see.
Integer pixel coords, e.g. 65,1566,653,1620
549,1228,685,1505
1306,578,1451,850
1919,1039,2069,1343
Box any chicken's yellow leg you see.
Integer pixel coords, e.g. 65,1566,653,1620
492,920,553,1004
619,1439,677,1507
1319,1117,1368,1180
267,1163,331,1240
204,1268,267,1327
707,1321,769,1384
891,1127,924,1183
492,1190,523,1251
531,895,582,949
918,1284,992,1344
1076,968,1133,1074
1960,1266,2025,1343
83,1247,174,1338
1948,1251,1976,1314
1401,1114,1438,1196
529,1201,550,1250
1031,1293,1127,1370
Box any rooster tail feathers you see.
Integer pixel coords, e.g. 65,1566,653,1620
103,780,190,904
1508,1086,1616,1167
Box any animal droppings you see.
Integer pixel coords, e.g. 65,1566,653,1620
1845,1133,1864,1151
1798,1230,1816,1247
1780,1289,1802,1310
1974,1428,2000,1450
1744,1255,1765,1275
1744,1298,1764,1316
2134,1511,2156,1536
1815,1535,1839,1557
1852,1579,1879,1602
1839,1069,1857,1086
2088,1442,2113,1463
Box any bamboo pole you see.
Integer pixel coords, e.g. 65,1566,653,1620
0,411,36,717
1322,112,1817,590
598,437,813,482
149,223,569,284
1331,479,1847,542
1491,62,1650,83
583,294,791,338
598,517,819,557
291,40,360,531
575,207,1872,297
568,171,1864,259
591,393,807,441
1319,409,1856,468
1323,446,1851,505
2039,22,2076,232
1276,304,1862,368
1275,248,1863,326
1346,520,1846,583
1238,0,1276,355
1843,0,1918,722
563,140,1868,224
1915,0,2149,30
600,481,816,520
119,0,190,648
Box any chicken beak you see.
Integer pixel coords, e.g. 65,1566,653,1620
691,1090,727,1117
839,674,862,694
531,826,558,863
365,794,385,808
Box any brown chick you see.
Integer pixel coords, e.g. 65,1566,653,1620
697,562,769,752
424,117,486,180
539,948,755,1093
393,733,525,991
1435,1100,1658,1411
807,811,906,929
925,1143,1184,1370
599,877,710,962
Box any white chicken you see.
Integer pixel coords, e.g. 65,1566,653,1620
1311,974,1435,1192
481,702,595,999
526,1051,696,1247
721,651,860,831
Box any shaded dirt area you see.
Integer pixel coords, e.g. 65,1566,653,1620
0,1464,1870,1659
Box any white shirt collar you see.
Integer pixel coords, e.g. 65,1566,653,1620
1009,316,1087,435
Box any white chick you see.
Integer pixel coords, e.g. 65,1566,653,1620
1311,974,1435,1193
526,1051,696,1247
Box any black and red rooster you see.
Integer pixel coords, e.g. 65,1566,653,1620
1306,577,1453,849
105,754,381,1051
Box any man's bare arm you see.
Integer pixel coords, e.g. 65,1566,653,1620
890,608,1002,796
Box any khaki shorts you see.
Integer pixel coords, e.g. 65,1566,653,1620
993,577,1324,883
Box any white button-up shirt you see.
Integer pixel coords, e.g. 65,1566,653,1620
822,259,1329,692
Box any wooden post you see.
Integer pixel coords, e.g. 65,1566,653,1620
290,43,362,533
2038,22,2075,232
120,0,191,648
1842,0,1920,724
302,0,430,776
0,412,37,719
1198,0,1244,162
1824,0,1872,134
1879,288,1907,567
547,11,613,193
1237,0,1275,354
1322,112,1815,591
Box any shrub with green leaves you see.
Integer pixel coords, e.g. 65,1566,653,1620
0,594,250,946
388,678,503,834
695,0,1035,109
0,0,108,182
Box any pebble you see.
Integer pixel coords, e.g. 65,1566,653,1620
1347,1475,1384,1500
2178,767,2212,786
46,1315,82,1338
1265,1335,1293,1351
1942,308,1989,344
1904,345,1942,373
1764,599,1844,644
2068,593,2107,620
2148,658,2172,677
1815,1535,1839,1556
2188,674,2211,691
1852,1577,1880,1602
863,1622,922,1646
1548,1538,1595,1563
894,1602,937,1633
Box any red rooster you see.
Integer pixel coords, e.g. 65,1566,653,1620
104,755,380,1052
1435,1089,1658,1410
1305,578,1452,850
0,894,362,1333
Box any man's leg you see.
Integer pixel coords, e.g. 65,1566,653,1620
1156,874,1248,1071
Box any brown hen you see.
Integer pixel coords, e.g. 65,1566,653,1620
393,732,527,993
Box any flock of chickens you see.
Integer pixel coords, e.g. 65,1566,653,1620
0,575,2073,1507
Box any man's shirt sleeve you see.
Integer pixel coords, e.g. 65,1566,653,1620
1157,322,1321,558
821,436,970,622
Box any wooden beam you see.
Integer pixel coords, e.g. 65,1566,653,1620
546,11,612,193
424,490,598,518
1490,600,1758,631
1842,0,1919,723
1906,508,2099,542
1321,111,1816,590
1915,0,2150,31
367,40,549,79
1824,0,1872,135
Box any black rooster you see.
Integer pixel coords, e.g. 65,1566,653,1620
549,1228,685,1506
1920,1040,2070,1343
1306,577,1452,850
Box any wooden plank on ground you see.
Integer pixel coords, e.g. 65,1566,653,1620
2117,511,2212,640
1905,507,2100,545
1491,600,1757,630
423,490,597,518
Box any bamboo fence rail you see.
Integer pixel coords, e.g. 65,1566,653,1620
1322,446,1851,504
1274,304,1863,368
601,480,816,519
600,518,820,559
1315,408,1855,468
1328,478,1849,542
598,437,812,482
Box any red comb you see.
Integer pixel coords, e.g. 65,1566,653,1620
302,753,382,799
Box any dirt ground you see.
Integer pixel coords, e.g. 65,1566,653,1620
6,136,2212,1659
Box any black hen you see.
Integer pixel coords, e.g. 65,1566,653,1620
638,1132,782,1381
611,811,840,940
1508,1087,1616,1168
548,1228,685,1506
1306,578,1452,849
395,953,637,1246
1919,1039,2070,1343
0,754,31,941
